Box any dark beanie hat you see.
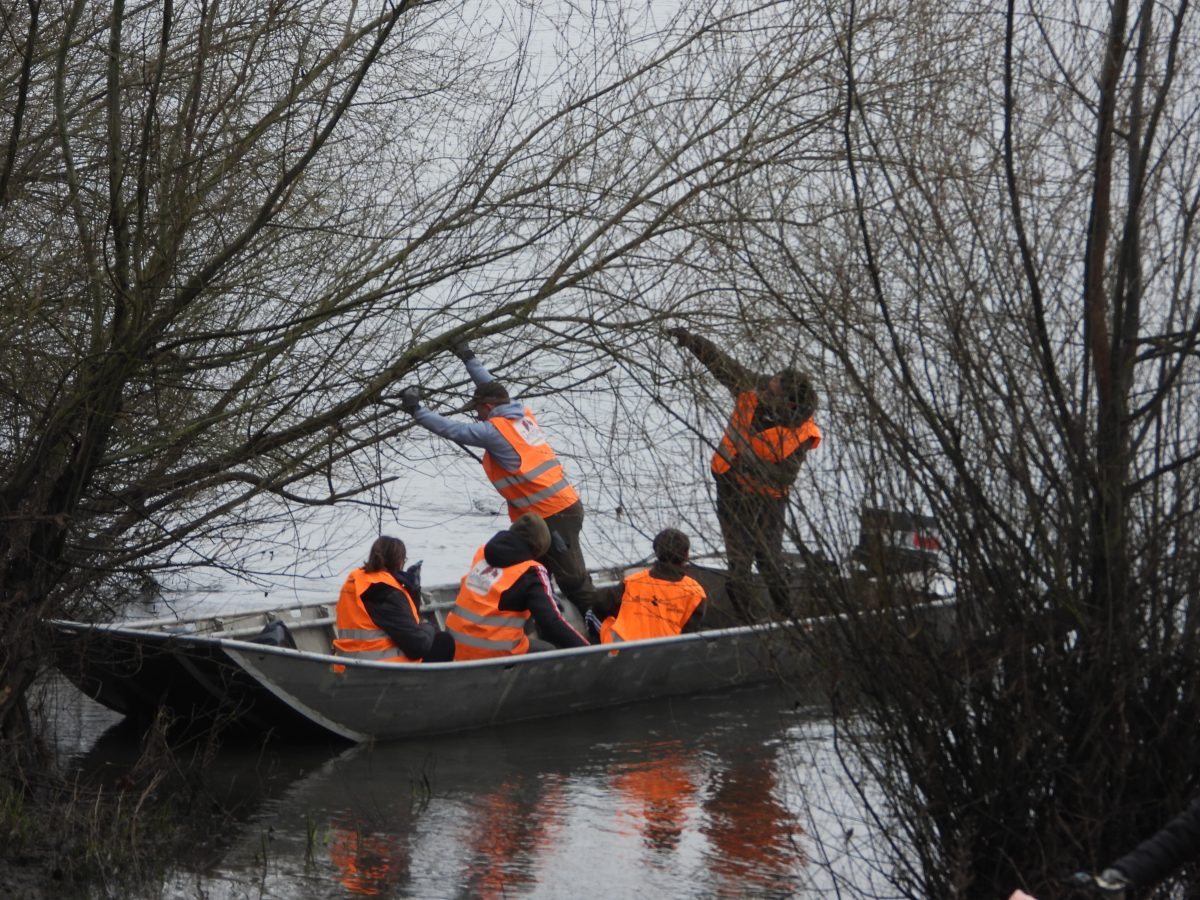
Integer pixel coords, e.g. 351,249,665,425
652,528,690,565
471,380,510,405
510,512,551,557
776,367,818,419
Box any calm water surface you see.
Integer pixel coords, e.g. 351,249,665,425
54,680,861,899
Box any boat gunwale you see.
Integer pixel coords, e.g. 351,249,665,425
47,617,790,670
47,596,955,672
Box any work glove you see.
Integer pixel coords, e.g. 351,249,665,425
1067,869,1130,895
399,385,421,414
666,326,690,346
1094,869,1131,893
405,560,423,596
394,560,423,606
451,340,475,361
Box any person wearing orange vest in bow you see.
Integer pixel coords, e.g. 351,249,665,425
446,512,589,660
399,341,598,615
667,327,821,620
332,535,455,664
589,528,708,644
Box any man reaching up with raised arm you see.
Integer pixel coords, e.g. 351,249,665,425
400,341,598,615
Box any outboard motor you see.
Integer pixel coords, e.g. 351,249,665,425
850,505,947,602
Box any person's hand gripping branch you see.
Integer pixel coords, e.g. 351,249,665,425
400,385,421,415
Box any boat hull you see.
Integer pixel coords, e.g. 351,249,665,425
49,604,814,742
225,622,808,741
48,554,953,743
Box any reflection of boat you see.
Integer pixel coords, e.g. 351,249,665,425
48,510,951,742
205,685,813,898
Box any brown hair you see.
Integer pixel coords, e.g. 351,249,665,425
652,528,690,565
364,535,406,573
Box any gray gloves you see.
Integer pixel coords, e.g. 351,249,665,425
451,340,474,361
1070,869,1131,894
404,560,422,595
666,326,690,346
400,385,421,414
1095,869,1130,893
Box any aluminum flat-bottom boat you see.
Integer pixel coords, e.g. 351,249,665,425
49,509,950,743
48,566,825,742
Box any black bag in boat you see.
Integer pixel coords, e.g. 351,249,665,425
246,619,297,650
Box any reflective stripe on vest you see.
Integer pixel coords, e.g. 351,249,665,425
599,616,624,644
336,646,410,661
446,546,538,660
332,568,421,664
711,391,821,498
336,627,389,641
600,570,707,643
481,409,579,521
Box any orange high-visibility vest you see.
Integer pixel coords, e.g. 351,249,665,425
446,546,541,660
711,391,821,498
482,408,579,522
600,569,707,643
332,568,422,663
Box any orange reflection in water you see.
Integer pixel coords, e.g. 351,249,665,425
701,756,807,894
611,750,699,854
608,736,806,893
460,774,567,900
328,822,410,897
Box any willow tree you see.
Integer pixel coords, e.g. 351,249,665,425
0,0,851,782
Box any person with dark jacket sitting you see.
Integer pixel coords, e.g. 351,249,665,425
333,535,455,663
446,512,590,660
1009,794,1200,899
1091,794,1200,893
587,528,707,644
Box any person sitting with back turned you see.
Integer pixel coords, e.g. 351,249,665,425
446,512,590,660
588,528,708,645
666,325,821,621
332,535,455,663
399,341,598,615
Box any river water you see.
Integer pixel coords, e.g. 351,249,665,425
46,675,879,899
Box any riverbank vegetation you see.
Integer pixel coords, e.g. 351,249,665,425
643,1,1200,896
1,708,235,898
4,0,1199,897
